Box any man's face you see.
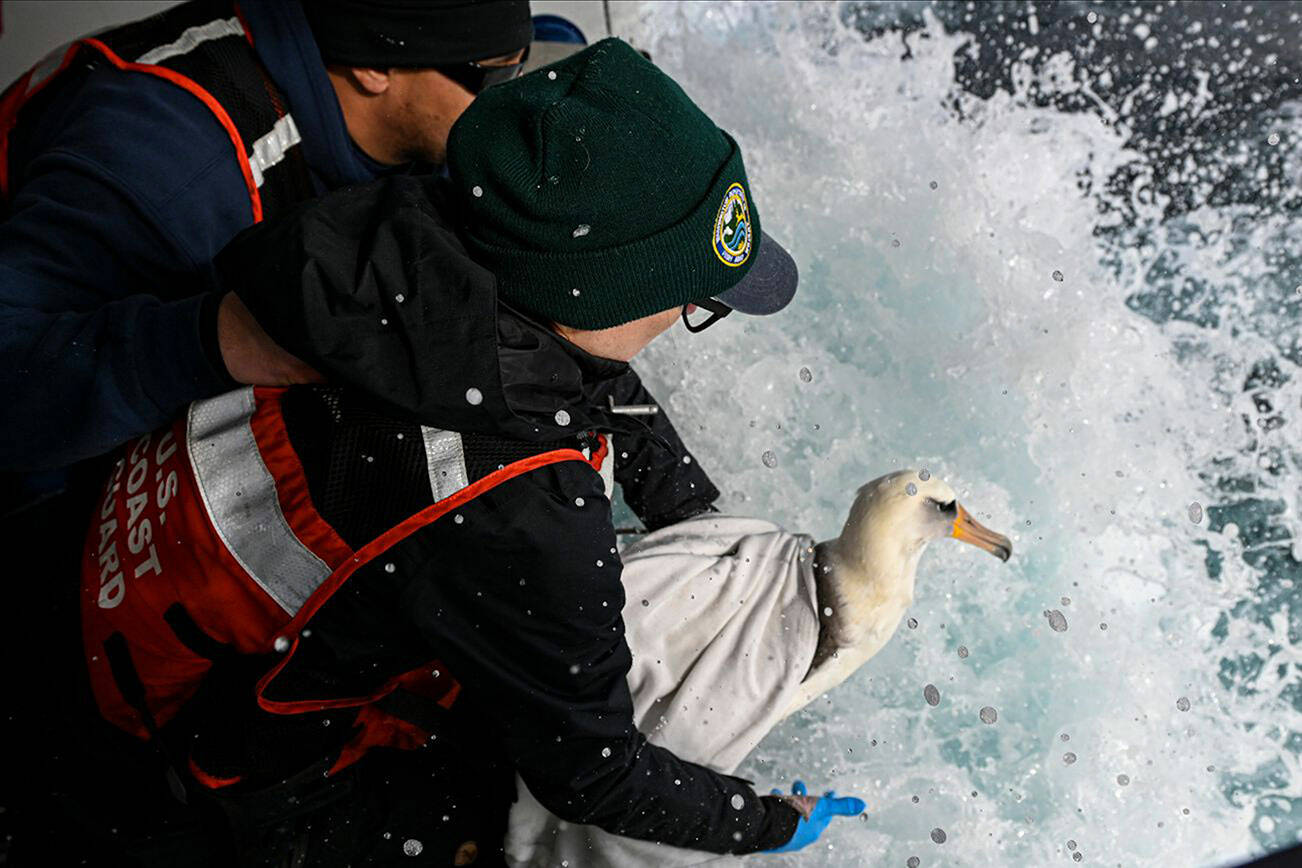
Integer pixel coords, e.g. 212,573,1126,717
386,49,526,165
554,306,684,363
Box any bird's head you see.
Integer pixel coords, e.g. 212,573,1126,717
837,469,1012,567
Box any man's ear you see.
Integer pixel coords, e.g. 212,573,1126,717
348,67,393,96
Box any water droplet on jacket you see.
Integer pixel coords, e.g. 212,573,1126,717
574,497,585,507
906,483,918,496
571,288,581,297
1188,502,1203,524
1052,270,1064,281
979,706,998,724
465,387,483,405
601,746,612,758
402,838,423,856
823,606,833,616
918,469,930,481
731,793,745,810
453,514,464,525
569,664,580,674
923,684,940,706
384,562,395,574
273,636,290,653
394,293,405,304
555,409,571,426
1176,696,1191,712
596,560,603,568
547,70,558,80
798,366,813,383
379,317,389,326
641,599,649,607
930,827,947,844
732,832,742,842
761,450,778,468
471,185,483,198
1267,132,1280,146
573,224,590,238
683,455,692,464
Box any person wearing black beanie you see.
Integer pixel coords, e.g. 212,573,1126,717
302,0,536,165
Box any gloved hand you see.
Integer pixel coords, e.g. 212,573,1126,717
763,780,866,854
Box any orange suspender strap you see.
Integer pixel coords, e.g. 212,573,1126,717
255,439,608,716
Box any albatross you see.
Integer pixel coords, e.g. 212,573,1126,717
506,469,1012,868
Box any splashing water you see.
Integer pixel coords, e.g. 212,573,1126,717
610,1,1301,865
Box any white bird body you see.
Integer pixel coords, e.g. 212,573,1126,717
505,469,1009,868
784,470,1010,719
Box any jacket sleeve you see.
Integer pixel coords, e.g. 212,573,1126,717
600,368,720,531
0,73,247,472
402,460,797,854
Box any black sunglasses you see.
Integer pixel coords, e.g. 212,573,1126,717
681,298,733,333
434,45,530,95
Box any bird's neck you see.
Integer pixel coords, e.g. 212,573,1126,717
814,534,923,651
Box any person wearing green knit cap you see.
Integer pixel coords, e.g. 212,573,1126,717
448,35,799,341
441,36,863,859
69,35,864,865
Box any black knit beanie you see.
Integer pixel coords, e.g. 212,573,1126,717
447,38,766,330
301,0,533,67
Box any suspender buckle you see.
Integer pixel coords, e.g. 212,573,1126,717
607,396,659,415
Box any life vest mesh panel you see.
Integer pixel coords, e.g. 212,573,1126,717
1,0,313,219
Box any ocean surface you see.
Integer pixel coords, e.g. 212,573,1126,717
609,2,1302,865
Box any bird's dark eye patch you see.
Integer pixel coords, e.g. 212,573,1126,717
929,498,957,514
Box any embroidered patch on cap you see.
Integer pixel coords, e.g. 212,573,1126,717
712,183,752,267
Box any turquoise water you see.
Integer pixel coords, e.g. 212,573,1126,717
612,2,1302,864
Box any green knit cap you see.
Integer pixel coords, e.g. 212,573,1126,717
446,38,761,329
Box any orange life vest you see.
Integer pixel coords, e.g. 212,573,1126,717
81,386,607,789
0,0,311,219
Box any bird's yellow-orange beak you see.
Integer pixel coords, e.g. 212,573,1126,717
952,504,1012,562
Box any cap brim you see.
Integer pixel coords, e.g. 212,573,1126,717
715,230,798,316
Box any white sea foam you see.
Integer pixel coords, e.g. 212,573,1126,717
611,2,1301,864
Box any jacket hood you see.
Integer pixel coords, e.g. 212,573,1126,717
239,0,381,190
218,174,652,443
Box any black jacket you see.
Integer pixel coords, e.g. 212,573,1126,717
210,176,800,854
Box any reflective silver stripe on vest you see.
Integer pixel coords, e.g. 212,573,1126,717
421,428,470,501
247,114,302,188
27,43,73,92
188,389,331,614
135,16,244,65
598,434,615,500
